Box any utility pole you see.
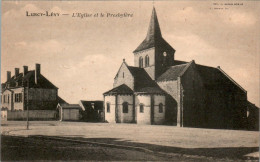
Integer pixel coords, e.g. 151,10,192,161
26,80,29,130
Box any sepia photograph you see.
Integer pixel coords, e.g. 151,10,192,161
1,0,259,161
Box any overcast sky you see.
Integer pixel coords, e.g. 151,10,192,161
2,1,259,106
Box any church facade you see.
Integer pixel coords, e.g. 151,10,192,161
103,8,248,129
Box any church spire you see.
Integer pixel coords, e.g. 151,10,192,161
133,7,163,53
146,7,162,41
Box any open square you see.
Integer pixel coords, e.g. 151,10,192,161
1,121,259,161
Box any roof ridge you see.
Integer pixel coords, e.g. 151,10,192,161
179,60,194,77
128,65,140,68
39,74,58,89
114,61,129,79
170,63,189,68
196,64,217,69
103,84,133,95
217,67,247,93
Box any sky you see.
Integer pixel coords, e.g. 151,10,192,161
1,1,260,106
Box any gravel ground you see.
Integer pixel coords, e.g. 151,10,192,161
1,120,259,161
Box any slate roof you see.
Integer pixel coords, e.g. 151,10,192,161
135,87,166,94
156,63,189,82
133,7,174,53
247,101,259,110
157,61,246,93
2,70,58,90
106,64,166,95
173,60,188,66
104,84,133,95
128,66,166,94
127,66,158,90
196,64,246,92
57,96,69,105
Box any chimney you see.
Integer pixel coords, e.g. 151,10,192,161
35,63,41,84
7,71,11,82
23,66,28,76
15,68,19,78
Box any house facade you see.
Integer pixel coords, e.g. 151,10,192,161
103,7,248,129
1,64,58,111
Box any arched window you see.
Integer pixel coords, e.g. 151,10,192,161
106,102,110,113
139,104,144,113
163,52,167,66
159,103,163,113
139,57,143,68
145,55,149,67
123,102,128,113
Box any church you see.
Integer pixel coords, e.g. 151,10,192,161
103,7,248,129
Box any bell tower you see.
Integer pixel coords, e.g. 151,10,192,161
133,7,175,80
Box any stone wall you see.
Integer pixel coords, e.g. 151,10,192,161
135,95,151,124
181,63,205,127
113,63,134,90
7,110,56,120
117,95,134,123
155,43,175,79
153,95,165,124
157,80,180,125
27,88,58,110
104,95,116,123
1,110,7,120
144,66,155,80
28,88,56,101
134,48,155,67
157,80,178,100
134,48,155,79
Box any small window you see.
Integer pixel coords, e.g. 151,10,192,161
14,93,22,103
19,93,22,102
159,103,163,113
106,102,110,113
139,57,143,68
123,72,124,78
163,52,167,57
145,55,149,67
140,104,144,113
4,95,6,103
123,102,128,113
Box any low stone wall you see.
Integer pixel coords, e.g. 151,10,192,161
1,110,8,120
7,110,56,121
